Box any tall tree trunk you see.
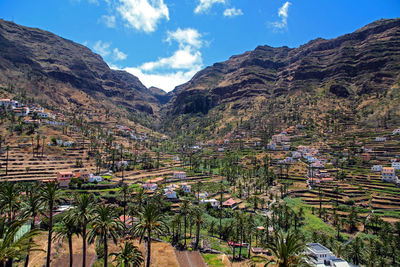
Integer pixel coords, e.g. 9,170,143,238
184,215,187,247
82,220,87,267
103,235,108,267
146,229,151,267
195,222,200,250
68,236,73,267
5,148,8,176
46,203,53,267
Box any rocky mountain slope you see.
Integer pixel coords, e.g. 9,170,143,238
162,19,400,138
0,19,160,121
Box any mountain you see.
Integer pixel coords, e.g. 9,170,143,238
0,19,160,122
162,19,400,138
149,86,171,105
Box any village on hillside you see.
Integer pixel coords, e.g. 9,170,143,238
1,93,400,267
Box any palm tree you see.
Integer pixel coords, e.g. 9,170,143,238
0,217,41,267
131,202,168,267
41,181,62,267
21,183,44,267
179,200,190,247
53,212,80,267
119,184,132,227
192,207,204,250
87,204,124,267
265,231,314,267
111,241,144,267
72,193,95,267
0,182,21,222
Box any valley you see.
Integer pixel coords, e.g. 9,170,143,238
0,17,399,267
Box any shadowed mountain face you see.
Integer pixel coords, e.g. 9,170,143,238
0,18,399,134
164,19,400,116
0,19,160,117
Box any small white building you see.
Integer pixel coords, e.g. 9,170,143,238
13,107,30,116
306,243,336,265
89,175,103,183
142,183,158,191
371,165,383,172
267,142,276,150
173,171,186,179
392,162,400,170
181,183,191,193
196,192,209,200
201,199,219,208
164,190,177,199
375,137,387,142
382,167,398,183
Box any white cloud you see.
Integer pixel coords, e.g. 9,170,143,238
223,7,243,17
194,0,225,14
270,1,291,30
113,48,128,61
124,67,201,92
166,28,203,49
116,0,169,33
93,40,111,57
123,28,204,92
101,14,116,28
93,41,127,61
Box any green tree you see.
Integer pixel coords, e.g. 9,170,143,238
0,182,21,222
131,202,168,267
72,193,95,267
0,217,41,267
41,181,62,267
21,183,44,267
265,231,314,267
192,207,204,250
110,241,144,267
53,212,80,267
87,204,124,267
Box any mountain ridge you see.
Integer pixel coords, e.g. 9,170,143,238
0,19,160,121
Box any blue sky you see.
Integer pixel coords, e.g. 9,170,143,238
0,0,399,91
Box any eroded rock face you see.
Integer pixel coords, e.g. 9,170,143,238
165,19,400,115
0,19,160,115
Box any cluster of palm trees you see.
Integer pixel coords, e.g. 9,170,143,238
0,181,170,267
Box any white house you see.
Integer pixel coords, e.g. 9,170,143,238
13,107,30,116
217,148,225,152
306,243,336,265
0,99,19,109
196,192,209,200
142,183,158,191
392,162,400,170
164,190,177,199
181,183,191,193
292,151,302,159
267,142,276,150
371,165,383,172
392,128,400,135
375,137,387,142
201,199,219,208
382,167,398,183
173,171,186,179
89,175,103,183
172,156,180,161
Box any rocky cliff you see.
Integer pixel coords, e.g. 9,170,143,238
0,19,160,118
165,19,400,116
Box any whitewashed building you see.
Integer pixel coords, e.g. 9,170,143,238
371,165,383,172
173,171,186,179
